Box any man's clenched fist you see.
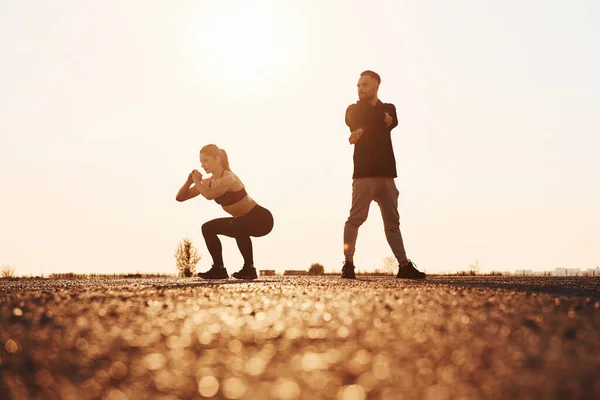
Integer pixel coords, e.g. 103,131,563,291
349,128,364,145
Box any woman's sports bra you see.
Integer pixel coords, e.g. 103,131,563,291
214,187,247,206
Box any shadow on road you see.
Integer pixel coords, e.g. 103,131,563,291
425,277,600,298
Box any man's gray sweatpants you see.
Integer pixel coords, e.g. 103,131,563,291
343,177,408,265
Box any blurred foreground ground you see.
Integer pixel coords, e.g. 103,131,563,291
1,276,599,400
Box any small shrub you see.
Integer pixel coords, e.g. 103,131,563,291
308,263,325,275
1,265,15,278
382,257,398,274
468,260,480,275
175,238,201,277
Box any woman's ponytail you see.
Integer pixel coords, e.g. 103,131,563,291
220,149,231,171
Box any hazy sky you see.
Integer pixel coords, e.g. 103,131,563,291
1,0,599,276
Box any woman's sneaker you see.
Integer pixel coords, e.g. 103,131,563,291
396,260,426,279
198,265,228,280
232,265,258,280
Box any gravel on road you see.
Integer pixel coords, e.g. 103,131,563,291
1,276,599,400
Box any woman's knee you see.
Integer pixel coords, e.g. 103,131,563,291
202,218,232,236
202,221,216,236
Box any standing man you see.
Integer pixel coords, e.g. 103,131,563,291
342,70,425,280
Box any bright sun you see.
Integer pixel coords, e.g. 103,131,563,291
186,3,307,96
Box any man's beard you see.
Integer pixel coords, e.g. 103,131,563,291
359,92,373,101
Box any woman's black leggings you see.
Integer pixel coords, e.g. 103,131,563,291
201,205,274,267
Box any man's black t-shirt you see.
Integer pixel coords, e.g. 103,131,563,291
345,100,399,179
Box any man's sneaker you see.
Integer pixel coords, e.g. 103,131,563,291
341,262,356,279
198,265,228,280
232,265,258,280
396,260,426,279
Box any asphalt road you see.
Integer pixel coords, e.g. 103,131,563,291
1,276,599,400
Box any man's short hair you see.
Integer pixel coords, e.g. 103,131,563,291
360,70,381,84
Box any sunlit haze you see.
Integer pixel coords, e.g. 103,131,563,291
1,0,599,276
